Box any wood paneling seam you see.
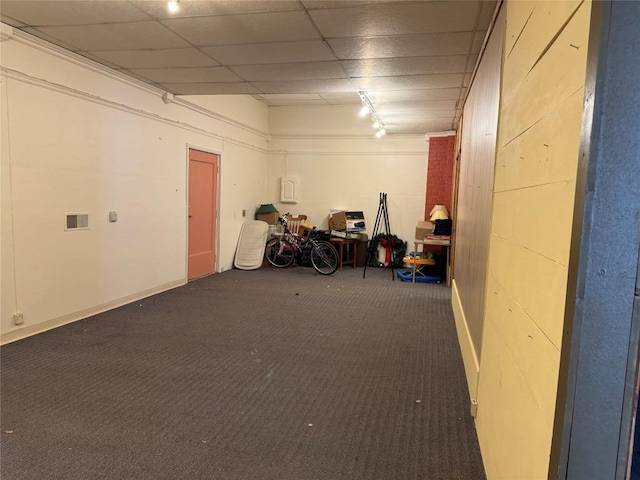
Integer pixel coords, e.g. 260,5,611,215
487,274,565,351
526,1,586,77
490,233,571,267
507,6,536,59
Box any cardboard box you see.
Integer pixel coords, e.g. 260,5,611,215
332,211,366,231
298,222,314,239
415,221,433,240
331,230,367,241
257,212,279,225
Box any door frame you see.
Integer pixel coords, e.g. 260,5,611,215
185,144,221,281
550,1,640,478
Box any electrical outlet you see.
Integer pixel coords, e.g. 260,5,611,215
12,312,24,326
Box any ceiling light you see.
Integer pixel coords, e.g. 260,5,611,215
358,91,387,138
167,0,179,13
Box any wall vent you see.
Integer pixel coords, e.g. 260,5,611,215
65,213,89,231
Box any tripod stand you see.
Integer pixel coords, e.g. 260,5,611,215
363,192,395,280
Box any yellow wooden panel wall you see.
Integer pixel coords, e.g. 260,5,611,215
475,1,591,478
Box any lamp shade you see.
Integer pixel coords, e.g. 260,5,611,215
429,204,449,221
256,204,278,214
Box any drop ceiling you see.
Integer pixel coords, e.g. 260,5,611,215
0,0,497,135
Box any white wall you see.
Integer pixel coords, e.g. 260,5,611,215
0,27,268,343
267,105,428,247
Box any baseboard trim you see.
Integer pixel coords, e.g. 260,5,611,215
451,279,481,402
0,280,184,345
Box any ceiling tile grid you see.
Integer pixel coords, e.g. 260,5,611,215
0,0,498,135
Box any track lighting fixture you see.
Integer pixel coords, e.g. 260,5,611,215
358,91,386,138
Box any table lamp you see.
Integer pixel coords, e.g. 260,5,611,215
429,204,449,221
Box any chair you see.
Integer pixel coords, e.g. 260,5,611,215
285,214,307,236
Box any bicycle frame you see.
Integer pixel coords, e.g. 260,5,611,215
278,217,319,263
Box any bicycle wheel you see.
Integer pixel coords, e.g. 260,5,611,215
310,241,339,275
264,238,295,268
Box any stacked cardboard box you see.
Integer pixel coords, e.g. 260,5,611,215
415,221,433,240
257,212,279,225
331,211,366,232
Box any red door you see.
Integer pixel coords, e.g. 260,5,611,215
188,149,219,280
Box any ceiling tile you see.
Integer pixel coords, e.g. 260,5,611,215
0,15,27,28
201,40,335,65
302,1,408,8
132,1,302,19
478,1,498,30
329,32,474,60
161,11,320,46
309,1,479,37
128,67,242,83
263,99,329,106
21,27,81,51
34,22,190,51
161,82,261,95
88,48,218,68
259,94,324,100
353,74,464,91
231,62,346,82
377,100,458,114
0,1,150,26
343,55,467,77
253,78,355,94
367,88,462,102
389,118,455,133
76,52,124,71
383,110,457,121
319,92,361,105
472,31,486,53
467,54,479,72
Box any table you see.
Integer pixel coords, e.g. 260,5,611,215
329,238,357,270
413,237,451,284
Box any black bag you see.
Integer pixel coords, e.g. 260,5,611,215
434,219,452,236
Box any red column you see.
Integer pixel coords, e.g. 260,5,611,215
425,135,455,219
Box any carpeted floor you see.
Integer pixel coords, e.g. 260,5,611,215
1,267,485,480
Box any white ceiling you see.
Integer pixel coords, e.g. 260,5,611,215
0,0,497,135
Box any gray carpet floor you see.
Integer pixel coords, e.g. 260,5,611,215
1,267,485,480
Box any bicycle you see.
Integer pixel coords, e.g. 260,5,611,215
264,215,340,275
